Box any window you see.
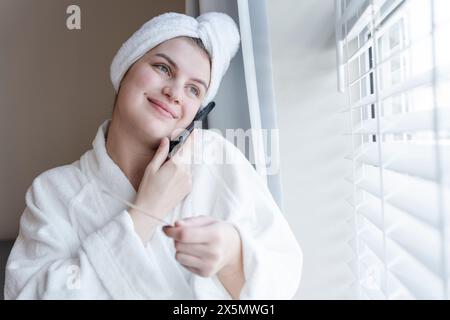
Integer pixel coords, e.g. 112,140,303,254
335,0,450,299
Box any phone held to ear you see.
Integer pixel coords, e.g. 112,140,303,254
167,101,216,159
97,104,218,226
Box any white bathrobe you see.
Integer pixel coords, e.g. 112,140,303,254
4,120,303,300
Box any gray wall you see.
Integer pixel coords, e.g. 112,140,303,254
0,241,14,300
0,0,185,240
267,0,355,299
196,0,252,160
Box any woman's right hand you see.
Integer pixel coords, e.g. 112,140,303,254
129,131,196,242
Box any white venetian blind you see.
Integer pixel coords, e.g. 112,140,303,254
335,0,450,299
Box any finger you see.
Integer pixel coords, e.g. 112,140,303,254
175,252,203,269
163,224,212,243
175,215,216,228
184,266,201,275
174,241,209,258
149,137,169,170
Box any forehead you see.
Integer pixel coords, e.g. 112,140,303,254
152,37,208,57
147,37,210,80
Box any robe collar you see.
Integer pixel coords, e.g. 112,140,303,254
82,119,137,203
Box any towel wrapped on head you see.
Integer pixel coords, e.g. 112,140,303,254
110,12,241,108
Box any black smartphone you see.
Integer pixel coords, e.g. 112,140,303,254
167,101,216,159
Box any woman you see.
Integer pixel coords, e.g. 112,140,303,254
5,12,302,300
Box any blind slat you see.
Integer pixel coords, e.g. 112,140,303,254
358,202,442,277
351,165,446,229
339,0,404,41
358,212,444,298
343,65,450,111
338,0,450,299
388,241,445,299
347,142,450,183
386,272,416,299
353,108,450,135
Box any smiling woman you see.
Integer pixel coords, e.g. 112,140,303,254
4,12,303,300
110,37,211,151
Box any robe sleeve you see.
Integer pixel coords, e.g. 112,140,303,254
4,173,172,300
190,134,303,300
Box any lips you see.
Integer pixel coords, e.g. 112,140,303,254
147,97,177,119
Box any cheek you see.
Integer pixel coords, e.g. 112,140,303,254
170,106,199,140
179,104,200,126
133,67,160,89
120,66,160,103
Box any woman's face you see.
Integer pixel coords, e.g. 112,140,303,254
114,37,211,143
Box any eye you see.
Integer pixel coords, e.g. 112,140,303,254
155,64,170,75
189,85,200,97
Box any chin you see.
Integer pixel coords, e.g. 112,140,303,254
137,116,172,141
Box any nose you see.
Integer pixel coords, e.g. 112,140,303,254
162,82,182,104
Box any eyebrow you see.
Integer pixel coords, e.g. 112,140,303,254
154,53,208,91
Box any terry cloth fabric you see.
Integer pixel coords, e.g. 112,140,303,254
110,12,240,109
4,120,303,299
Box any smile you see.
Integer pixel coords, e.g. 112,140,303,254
147,98,175,119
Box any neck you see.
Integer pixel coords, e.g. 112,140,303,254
105,117,158,192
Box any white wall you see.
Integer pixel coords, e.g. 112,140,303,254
267,0,356,299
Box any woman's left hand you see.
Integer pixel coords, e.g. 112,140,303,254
162,215,242,278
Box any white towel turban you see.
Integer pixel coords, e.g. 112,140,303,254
110,12,240,108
